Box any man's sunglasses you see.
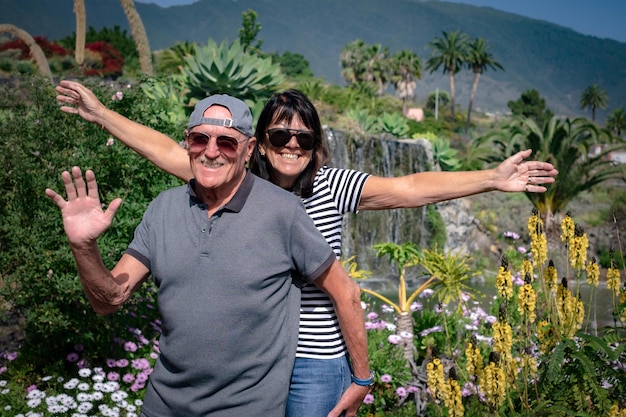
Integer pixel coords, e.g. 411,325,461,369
186,132,246,156
266,128,316,151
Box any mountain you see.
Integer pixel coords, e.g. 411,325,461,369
3,0,626,121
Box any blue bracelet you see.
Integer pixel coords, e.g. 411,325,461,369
351,370,375,386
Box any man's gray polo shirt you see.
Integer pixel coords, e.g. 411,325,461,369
126,172,335,417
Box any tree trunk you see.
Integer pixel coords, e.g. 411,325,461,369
448,70,456,122
465,72,480,135
0,24,52,81
397,312,415,367
119,0,153,75
73,0,86,65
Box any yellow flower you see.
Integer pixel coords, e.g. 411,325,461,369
521,258,533,283
426,358,446,403
585,257,600,287
443,378,464,417
492,320,513,364
496,265,513,300
517,283,537,323
568,224,588,270
560,213,575,245
528,210,547,266
556,283,584,338
480,361,506,409
607,266,622,295
543,260,558,292
465,342,483,380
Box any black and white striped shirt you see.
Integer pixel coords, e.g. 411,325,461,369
297,166,370,359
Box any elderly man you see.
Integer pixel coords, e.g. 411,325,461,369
45,94,370,417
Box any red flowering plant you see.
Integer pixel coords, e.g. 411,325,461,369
82,41,124,78
0,36,68,59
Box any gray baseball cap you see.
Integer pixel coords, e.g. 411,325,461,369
187,95,254,137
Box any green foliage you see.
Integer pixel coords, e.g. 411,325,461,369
425,90,450,111
238,9,263,54
425,204,446,250
180,38,286,112
534,333,623,414
580,84,608,122
154,41,196,75
0,76,182,376
507,88,554,127
345,107,378,133
480,116,626,218
139,74,188,129
269,50,314,79
606,107,626,136
58,25,138,71
429,136,460,171
379,112,410,138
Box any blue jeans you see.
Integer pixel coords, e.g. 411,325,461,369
286,356,352,417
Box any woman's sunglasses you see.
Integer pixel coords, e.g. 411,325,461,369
186,132,245,156
266,128,316,151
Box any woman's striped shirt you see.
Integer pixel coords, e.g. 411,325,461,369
297,166,370,359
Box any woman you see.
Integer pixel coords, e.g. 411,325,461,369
56,81,558,416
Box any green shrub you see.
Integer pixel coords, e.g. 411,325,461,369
0,76,182,377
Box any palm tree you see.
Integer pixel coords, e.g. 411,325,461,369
340,40,391,95
580,84,608,122
365,43,392,96
606,108,626,136
464,37,503,134
119,0,153,75
482,116,626,236
390,49,422,115
0,24,52,81
340,39,368,85
426,31,470,122
73,0,86,65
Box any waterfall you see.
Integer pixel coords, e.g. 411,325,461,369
325,128,434,285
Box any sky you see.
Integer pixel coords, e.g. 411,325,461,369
137,0,626,43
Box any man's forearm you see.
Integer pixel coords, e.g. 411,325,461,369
70,241,127,315
334,280,370,378
102,108,192,182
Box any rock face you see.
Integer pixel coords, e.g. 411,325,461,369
437,198,494,256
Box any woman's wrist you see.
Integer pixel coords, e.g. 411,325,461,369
351,370,375,387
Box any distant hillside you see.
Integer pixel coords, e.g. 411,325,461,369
2,0,626,121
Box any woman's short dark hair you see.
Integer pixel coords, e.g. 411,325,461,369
249,90,330,198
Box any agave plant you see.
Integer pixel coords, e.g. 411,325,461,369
379,112,410,138
345,107,378,133
180,39,285,111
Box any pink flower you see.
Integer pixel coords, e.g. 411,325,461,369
124,341,138,352
387,335,401,345
380,374,392,383
66,352,79,363
363,394,374,404
116,359,129,368
106,137,115,147
26,385,37,393
6,351,18,361
396,387,407,397
366,312,378,320
122,373,135,383
107,372,120,381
